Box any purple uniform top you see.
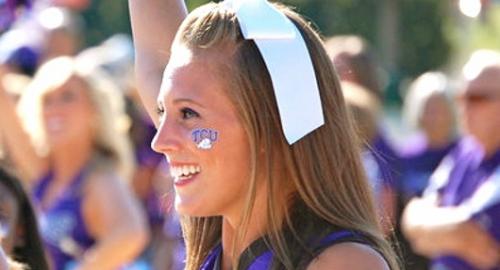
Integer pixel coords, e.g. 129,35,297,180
424,136,500,270
200,230,365,270
33,168,95,270
199,200,375,270
371,131,401,188
399,134,457,202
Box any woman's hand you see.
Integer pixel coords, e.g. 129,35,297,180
0,65,46,182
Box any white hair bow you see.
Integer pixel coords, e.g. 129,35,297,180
224,0,325,145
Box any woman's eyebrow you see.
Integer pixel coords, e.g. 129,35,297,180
173,97,205,108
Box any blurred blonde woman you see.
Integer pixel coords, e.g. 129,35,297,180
400,71,458,203
0,57,148,270
130,0,400,269
341,82,395,230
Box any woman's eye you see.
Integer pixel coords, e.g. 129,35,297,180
181,107,199,120
156,105,165,117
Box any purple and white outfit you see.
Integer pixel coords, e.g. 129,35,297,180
399,134,457,202
33,168,95,270
423,136,500,270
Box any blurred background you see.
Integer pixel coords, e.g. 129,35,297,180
11,0,500,100
0,0,499,269
3,0,497,133
3,0,500,110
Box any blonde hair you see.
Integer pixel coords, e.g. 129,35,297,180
341,81,381,144
403,71,455,131
176,3,399,270
16,56,134,180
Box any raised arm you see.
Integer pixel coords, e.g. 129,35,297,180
0,66,47,183
78,171,149,270
128,0,187,125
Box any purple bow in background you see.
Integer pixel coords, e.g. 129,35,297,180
0,0,32,31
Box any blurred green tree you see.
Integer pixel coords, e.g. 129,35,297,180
80,0,131,46
80,0,451,80
398,0,451,77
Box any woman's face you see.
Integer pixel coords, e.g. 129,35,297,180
0,182,19,254
152,47,253,219
42,77,95,148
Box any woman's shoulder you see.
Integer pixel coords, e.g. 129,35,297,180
306,242,389,270
82,162,129,199
85,157,124,182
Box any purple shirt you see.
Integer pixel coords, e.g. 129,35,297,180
425,137,500,270
399,134,457,201
33,169,95,270
370,131,401,188
200,230,364,270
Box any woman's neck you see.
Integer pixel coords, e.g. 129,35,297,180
220,188,270,270
50,140,94,184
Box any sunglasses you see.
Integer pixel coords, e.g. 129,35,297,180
457,92,500,104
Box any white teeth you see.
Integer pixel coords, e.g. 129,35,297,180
190,165,200,174
171,167,179,177
170,165,201,179
182,166,189,176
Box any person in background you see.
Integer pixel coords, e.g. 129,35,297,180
341,81,392,229
399,71,458,205
402,50,500,270
79,34,174,269
324,35,384,100
0,57,148,270
325,35,400,232
0,5,83,76
0,70,30,163
0,166,49,270
397,72,458,270
36,7,83,64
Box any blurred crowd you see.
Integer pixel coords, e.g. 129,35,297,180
0,2,499,270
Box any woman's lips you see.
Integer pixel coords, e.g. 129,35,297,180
170,163,201,187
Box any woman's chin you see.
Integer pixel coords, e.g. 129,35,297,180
174,197,217,218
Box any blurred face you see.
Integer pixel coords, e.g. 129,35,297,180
42,77,95,148
420,95,454,143
0,182,19,254
152,46,252,219
459,67,500,152
332,53,356,83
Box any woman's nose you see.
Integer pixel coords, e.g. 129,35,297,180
151,118,182,154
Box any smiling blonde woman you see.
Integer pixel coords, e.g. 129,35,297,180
0,57,148,270
129,1,400,269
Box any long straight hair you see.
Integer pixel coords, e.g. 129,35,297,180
175,3,400,270
0,167,49,270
